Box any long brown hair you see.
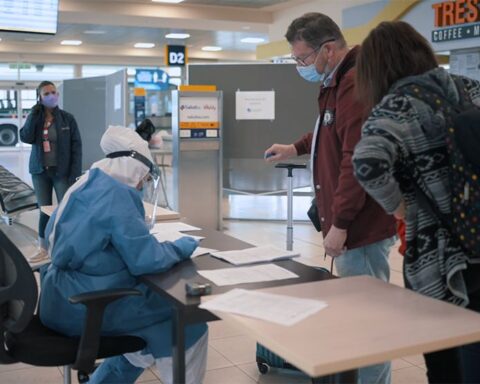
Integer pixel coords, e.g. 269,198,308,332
356,21,438,110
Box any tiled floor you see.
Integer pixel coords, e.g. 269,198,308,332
0,218,428,384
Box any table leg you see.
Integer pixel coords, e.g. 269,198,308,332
172,307,186,384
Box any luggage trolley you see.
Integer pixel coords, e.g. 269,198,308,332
274,163,307,251
256,163,306,376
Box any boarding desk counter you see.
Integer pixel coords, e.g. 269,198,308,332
140,228,331,383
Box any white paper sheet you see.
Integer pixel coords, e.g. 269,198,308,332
191,247,218,258
197,264,298,286
200,288,327,326
150,222,201,234
153,231,204,243
235,91,275,120
210,245,299,265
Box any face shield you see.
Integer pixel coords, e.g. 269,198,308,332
106,149,159,180
106,149,162,229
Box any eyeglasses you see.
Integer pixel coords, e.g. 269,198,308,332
291,39,335,67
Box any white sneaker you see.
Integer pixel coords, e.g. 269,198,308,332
27,248,51,269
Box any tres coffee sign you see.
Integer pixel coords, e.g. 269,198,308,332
431,0,480,42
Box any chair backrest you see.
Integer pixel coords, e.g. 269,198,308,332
0,225,38,362
0,165,38,215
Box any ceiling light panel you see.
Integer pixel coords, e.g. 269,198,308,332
202,46,222,51
61,40,82,46
165,33,190,39
152,0,184,3
240,37,265,44
134,42,155,48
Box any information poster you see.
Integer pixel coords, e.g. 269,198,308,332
179,97,219,129
235,91,275,120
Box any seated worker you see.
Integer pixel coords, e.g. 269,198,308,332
39,126,208,384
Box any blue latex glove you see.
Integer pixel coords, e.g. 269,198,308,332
173,236,199,258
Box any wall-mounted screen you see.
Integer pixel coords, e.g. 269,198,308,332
0,0,59,35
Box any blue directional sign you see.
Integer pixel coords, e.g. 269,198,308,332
134,69,170,90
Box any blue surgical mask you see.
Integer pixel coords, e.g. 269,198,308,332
41,93,59,109
296,64,325,83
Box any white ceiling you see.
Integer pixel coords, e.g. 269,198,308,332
0,0,305,66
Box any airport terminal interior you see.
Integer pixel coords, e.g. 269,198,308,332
1,0,479,383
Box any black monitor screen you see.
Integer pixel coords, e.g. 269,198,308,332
0,0,59,35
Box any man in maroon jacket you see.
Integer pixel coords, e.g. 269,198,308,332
265,13,396,384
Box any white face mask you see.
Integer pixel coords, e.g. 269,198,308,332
296,64,326,83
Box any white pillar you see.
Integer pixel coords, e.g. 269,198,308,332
74,64,82,78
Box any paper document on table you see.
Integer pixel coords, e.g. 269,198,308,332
200,288,327,326
197,264,298,286
153,231,204,243
150,222,201,234
210,245,299,265
191,247,218,258
143,203,180,221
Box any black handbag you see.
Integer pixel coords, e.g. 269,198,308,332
307,198,322,232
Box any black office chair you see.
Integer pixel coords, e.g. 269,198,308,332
0,226,147,384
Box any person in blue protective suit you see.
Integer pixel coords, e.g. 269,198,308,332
39,125,208,384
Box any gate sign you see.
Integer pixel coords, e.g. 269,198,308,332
165,45,187,66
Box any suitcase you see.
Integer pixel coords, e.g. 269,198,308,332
256,342,301,374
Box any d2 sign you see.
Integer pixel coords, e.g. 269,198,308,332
166,45,187,66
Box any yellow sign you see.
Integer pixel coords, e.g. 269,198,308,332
179,85,217,92
180,121,219,129
133,87,146,96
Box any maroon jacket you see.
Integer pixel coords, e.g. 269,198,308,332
294,46,395,249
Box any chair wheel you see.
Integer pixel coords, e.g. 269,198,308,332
257,362,270,374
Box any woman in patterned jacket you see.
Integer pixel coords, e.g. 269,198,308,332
353,21,480,384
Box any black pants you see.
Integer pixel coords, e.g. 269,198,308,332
423,289,480,384
405,267,480,384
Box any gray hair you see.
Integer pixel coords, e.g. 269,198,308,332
285,12,346,49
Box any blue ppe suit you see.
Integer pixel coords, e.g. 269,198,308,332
39,168,207,360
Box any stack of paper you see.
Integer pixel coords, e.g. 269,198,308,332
210,245,299,266
200,288,327,326
150,222,201,234
191,247,218,258
153,231,204,243
197,264,298,286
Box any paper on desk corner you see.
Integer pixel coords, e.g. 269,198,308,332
153,231,204,243
197,264,298,286
200,288,327,326
150,222,202,234
191,247,218,258
210,245,300,265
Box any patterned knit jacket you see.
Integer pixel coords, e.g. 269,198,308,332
353,67,480,306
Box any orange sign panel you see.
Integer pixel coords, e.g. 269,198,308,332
432,0,480,27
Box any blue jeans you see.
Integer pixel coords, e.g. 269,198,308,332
334,236,395,384
31,168,69,247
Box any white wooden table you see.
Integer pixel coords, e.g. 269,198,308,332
203,275,480,378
